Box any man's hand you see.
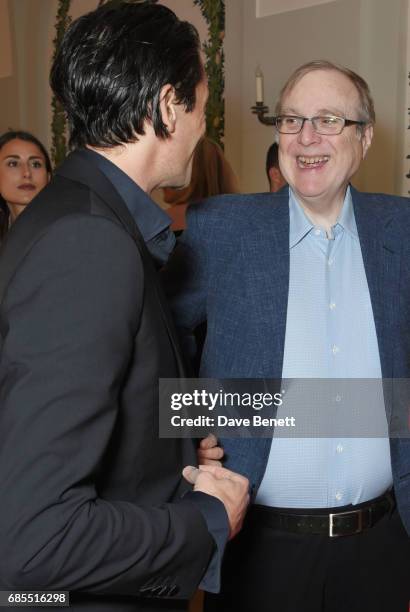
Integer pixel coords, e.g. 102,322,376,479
198,434,224,466
183,464,249,539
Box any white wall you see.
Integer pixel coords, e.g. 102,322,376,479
0,0,22,133
2,0,55,142
0,0,13,79
357,0,406,195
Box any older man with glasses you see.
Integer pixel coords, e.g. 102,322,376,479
168,60,410,612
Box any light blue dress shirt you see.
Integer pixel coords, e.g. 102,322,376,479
256,187,393,508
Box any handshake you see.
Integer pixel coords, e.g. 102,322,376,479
183,435,249,540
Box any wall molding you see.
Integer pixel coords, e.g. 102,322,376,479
256,0,336,19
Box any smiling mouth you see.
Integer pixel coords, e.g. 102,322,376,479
297,155,330,168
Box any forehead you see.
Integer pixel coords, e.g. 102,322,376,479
281,69,360,116
0,139,44,159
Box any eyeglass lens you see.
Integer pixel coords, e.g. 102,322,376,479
276,116,345,134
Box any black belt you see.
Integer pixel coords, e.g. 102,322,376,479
250,493,394,538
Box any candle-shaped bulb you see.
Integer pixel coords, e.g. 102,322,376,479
255,66,264,104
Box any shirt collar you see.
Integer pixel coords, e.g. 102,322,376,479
337,186,358,238
84,148,171,242
289,185,358,249
289,188,313,249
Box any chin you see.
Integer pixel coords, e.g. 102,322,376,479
167,172,190,190
293,178,330,196
165,183,186,190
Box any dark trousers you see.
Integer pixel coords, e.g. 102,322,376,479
205,505,410,612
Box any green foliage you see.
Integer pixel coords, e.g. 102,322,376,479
50,0,71,168
194,0,225,148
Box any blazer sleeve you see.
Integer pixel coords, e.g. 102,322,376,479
0,214,215,598
162,204,209,363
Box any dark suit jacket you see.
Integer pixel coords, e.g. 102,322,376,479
0,150,223,611
167,186,410,535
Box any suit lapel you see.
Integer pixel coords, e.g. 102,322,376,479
57,150,187,376
241,191,290,377
352,187,399,388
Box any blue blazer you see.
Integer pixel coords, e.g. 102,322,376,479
168,186,410,535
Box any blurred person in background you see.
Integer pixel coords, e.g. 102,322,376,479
265,142,286,192
0,130,51,242
163,137,239,233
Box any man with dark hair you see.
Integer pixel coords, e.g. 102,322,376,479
0,3,248,611
169,60,410,611
265,142,286,192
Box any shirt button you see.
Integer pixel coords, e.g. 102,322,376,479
329,302,336,310
336,444,343,453
328,258,334,266
314,229,321,236
335,492,343,501
335,394,342,402
332,345,340,355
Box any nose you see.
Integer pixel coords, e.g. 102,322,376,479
22,163,32,179
297,119,321,146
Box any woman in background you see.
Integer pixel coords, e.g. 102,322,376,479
163,137,239,233
0,130,52,242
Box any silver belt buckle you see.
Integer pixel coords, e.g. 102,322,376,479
329,509,363,537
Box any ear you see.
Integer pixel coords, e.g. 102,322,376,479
268,167,284,192
159,84,178,135
361,124,373,159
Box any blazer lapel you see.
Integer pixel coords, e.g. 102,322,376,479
242,191,290,378
57,150,187,376
222,193,289,491
352,188,399,418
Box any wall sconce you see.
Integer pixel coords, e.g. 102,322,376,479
251,66,276,126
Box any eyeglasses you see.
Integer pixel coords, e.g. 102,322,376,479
274,115,366,135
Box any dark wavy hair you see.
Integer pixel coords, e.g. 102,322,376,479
0,130,52,240
50,1,203,149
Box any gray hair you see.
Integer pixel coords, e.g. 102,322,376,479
275,60,375,125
